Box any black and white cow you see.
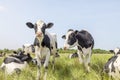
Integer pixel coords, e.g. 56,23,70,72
109,47,120,55
104,48,120,79
26,20,58,80
69,52,78,59
62,29,94,72
22,43,35,54
0,51,32,74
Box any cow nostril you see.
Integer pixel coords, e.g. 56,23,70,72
36,32,42,37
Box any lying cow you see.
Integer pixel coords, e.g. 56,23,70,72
0,50,32,74
69,52,78,59
62,29,94,72
103,48,120,79
26,20,58,80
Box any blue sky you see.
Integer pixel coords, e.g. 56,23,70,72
0,0,120,50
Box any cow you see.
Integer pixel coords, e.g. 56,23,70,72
62,29,94,72
69,52,78,59
22,43,35,54
103,48,120,79
0,50,32,74
109,47,120,55
26,20,58,80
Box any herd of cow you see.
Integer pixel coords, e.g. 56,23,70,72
0,20,120,80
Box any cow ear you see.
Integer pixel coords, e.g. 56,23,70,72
46,23,54,29
62,35,66,39
74,30,79,34
26,22,34,28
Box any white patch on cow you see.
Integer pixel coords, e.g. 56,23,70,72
35,20,45,41
36,20,44,33
77,50,83,64
23,43,33,54
36,20,44,28
63,30,78,49
114,47,120,55
77,46,92,72
1,62,28,74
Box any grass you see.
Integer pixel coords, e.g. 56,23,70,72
0,53,113,80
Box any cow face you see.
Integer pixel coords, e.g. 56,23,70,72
62,29,78,49
26,20,53,41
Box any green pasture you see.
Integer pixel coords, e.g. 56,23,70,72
0,53,113,80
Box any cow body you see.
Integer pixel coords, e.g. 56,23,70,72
104,48,120,79
0,51,32,74
62,29,94,72
26,20,58,80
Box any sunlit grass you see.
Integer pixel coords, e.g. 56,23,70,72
0,53,113,80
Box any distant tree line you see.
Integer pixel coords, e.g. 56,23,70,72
58,48,111,54
0,48,22,54
0,48,111,54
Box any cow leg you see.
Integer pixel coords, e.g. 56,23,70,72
51,49,57,70
77,50,83,64
83,48,92,72
37,56,41,80
35,46,41,80
84,54,90,72
43,50,50,80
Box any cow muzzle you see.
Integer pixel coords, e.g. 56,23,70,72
36,32,43,37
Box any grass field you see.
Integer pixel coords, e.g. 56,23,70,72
0,53,113,80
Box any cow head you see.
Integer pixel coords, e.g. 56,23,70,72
26,20,54,41
62,29,78,50
109,47,120,55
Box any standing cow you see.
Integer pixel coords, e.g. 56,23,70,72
26,20,58,80
62,29,94,72
104,47,120,79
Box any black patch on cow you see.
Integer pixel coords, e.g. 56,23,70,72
76,30,94,48
4,57,23,64
70,52,78,58
21,53,32,62
41,24,46,34
7,51,32,64
31,45,35,53
33,38,40,47
117,51,120,54
104,55,118,73
55,41,58,49
67,32,77,45
41,35,51,50
68,29,74,32
77,46,83,53
34,23,38,33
